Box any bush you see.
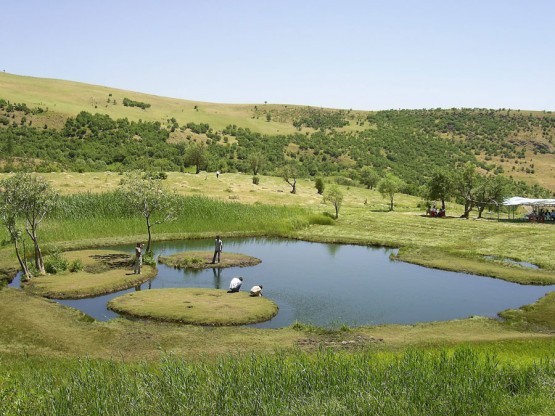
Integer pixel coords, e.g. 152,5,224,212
252,176,260,185
334,177,355,187
142,252,156,266
44,251,69,274
315,177,325,194
69,259,83,273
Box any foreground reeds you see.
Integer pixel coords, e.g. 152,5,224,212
1,348,553,415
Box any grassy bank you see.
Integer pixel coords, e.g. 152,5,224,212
1,348,553,415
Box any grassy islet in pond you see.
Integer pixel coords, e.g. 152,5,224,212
107,288,278,325
23,249,155,299
158,250,261,269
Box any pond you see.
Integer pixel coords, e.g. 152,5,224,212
12,238,555,328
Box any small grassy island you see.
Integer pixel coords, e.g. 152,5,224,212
23,250,156,299
107,288,278,325
158,251,261,269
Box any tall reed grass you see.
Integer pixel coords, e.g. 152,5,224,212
13,192,323,245
1,348,553,415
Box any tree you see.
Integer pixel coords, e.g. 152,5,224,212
323,185,344,219
474,175,510,218
0,179,32,280
425,168,453,210
315,177,325,195
186,142,207,174
280,161,302,194
377,173,405,211
248,151,266,176
359,166,380,189
0,173,57,275
119,172,179,253
453,162,480,218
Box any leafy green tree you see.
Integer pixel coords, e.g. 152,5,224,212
474,175,510,218
453,162,480,218
359,166,380,189
186,143,207,174
315,177,325,195
0,173,57,275
248,151,266,176
280,161,302,194
0,179,32,279
323,185,344,219
119,172,179,253
377,173,405,211
425,168,453,210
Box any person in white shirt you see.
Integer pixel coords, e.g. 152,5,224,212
249,285,263,297
211,235,223,264
227,276,243,293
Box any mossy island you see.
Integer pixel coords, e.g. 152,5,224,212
158,251,261,269
24,249,156,299
107,288,278,325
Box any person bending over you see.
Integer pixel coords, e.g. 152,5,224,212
227,276,243,293
249,285,263,297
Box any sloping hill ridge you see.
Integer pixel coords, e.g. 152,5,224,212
1,71,554,192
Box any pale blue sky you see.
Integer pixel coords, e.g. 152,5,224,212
1,0,554,110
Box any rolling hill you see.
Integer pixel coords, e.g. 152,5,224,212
1,71,554,192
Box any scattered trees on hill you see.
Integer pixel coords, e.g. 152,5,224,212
119,172,178,253
1,99,553,202
377,173,405,211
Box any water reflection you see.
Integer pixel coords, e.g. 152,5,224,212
212,267,222,289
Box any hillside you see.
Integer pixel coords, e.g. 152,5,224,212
0,72,366,136
1,71,554,193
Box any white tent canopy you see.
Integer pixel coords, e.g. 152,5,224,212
503,197,555,207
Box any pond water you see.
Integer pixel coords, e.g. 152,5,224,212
11,238,555,328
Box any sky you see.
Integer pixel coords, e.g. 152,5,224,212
1,0,554,111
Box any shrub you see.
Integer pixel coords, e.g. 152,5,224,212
252,176,260,185
44,251,69,274
315,177,325,194
69,259,83,273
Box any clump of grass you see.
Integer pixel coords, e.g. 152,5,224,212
291,320,352,335
69,259,83,273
